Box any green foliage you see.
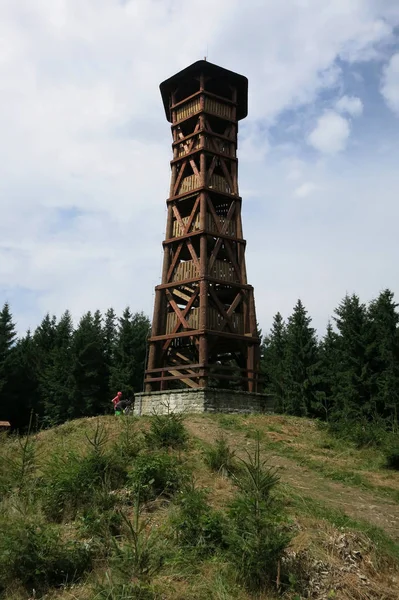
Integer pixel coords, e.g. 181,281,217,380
203,436,236,475
94,576,158,600
42,422,126,521
385,446,399,470
110,309,150,397
171,480,227,555
261,312,288,411
128,452,187,501
145,410,188,450
327,418,388,449
109,509,164,584
226,436,291,591
0,517,92,594
113,415,142,462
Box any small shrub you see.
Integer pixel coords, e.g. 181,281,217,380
79,493,123,542
0,517,92,593
145,411,188,450
203,436,236,475
226,437,291,591
114,417,142,463
128,452,187,501
171,480,227,556
42,423,127,521
385,447,399,470
327,419,387,449
109,510,164,584
0,424,37,500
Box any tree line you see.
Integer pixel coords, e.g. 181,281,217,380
1,288,398,432
0,306,150,430
261,289,399,432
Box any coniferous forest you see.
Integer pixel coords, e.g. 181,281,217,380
0,306,150,430
1,289,399,436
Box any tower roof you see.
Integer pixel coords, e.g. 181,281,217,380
160,60,248,122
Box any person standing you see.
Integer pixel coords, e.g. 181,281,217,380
112,391,123,415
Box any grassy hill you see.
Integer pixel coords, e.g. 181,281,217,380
0,412,399,599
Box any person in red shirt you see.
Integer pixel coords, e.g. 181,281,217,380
112,391,123,413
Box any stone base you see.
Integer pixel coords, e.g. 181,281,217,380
134,388,273,416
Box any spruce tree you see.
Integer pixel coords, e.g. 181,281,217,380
367,289,399,428
333,294,371,421
284,300,321,416
8,331,41,429
316,322,339,421
0,303,18,424
261,313,288,412
103,308,117,395
72,311,107,417
42,311,75,424
32,313,57,418
110,309,150,397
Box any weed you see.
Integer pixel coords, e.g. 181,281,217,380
114,416,142,463
217,414,244,431
385,446,399,471
42,422,127,521
287,490,399,564
170,479,227,555
0,516,92,594
128,452,188,501
203,436,236,475
0,417,37,501
145,410,188,450
93,572,158,600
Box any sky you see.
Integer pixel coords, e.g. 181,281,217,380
1,0,399,337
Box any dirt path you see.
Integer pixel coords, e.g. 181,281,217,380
186,417,399,541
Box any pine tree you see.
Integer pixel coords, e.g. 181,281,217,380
110,309,150,397
32,313,57,419
103,308,117,395
367,289,399,428
284,300,321,417
333,294,371,421
42,311,75,425
261,313,288,412
8,331,41,429
72,311,107,417
316,322,339,421
0,303,18,424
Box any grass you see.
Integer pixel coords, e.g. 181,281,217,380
286,487,399,565
1,412,399,600
224,417,399,504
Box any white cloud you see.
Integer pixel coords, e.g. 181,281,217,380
0,0,398,336
307,111,351,154
294,182,317,198
381,52,399,115
335,95,364,117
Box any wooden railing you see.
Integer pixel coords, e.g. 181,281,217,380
175,98,201,122
172,259,238,283
174,96,233,124
173,260,199,282
176,136,233,158
204,97,233,120
172,213,236,237
178,173,232,195
166,306,243,334
209,260,239,283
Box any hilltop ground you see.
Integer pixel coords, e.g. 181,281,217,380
1,412,399,599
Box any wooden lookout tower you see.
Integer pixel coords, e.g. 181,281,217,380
144,60,261,394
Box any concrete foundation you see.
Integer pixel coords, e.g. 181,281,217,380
134,388,273,416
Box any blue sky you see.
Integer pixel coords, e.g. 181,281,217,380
1,0,399,336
